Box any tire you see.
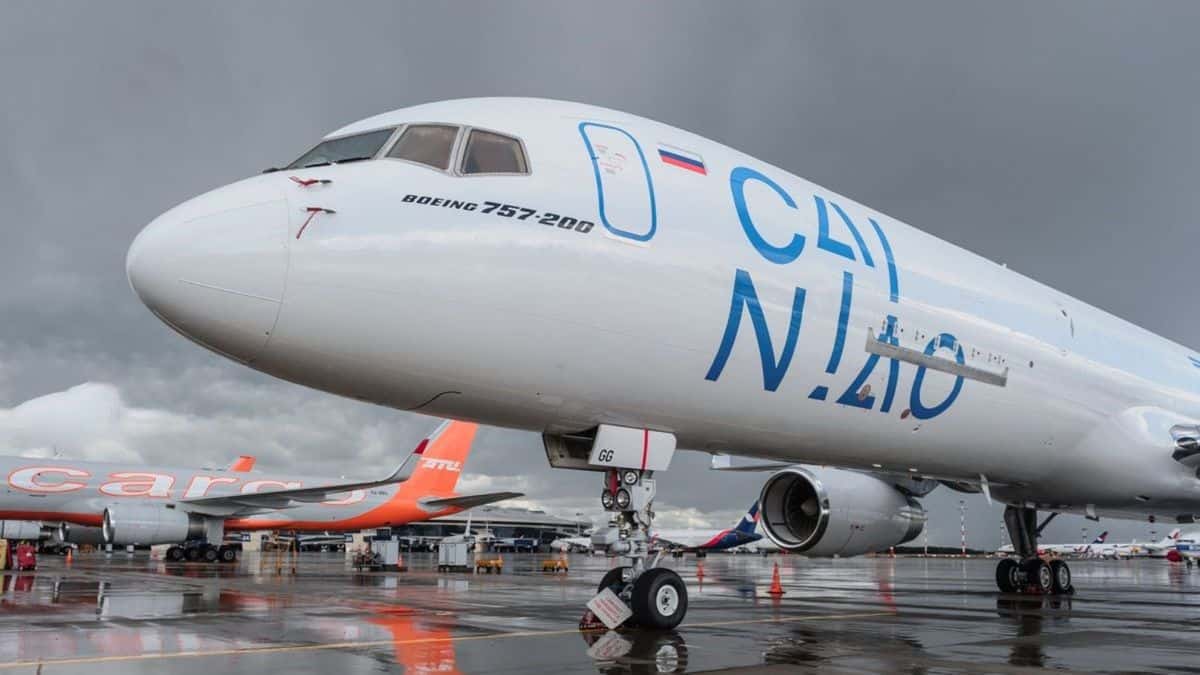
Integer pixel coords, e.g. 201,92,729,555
598,565,632,594
166,546,185,562
219,546,238,563
631,568,688,630
202,546,219,563
185,546,203,562
1023,558,1053,593
1049,559,1073,595
995,558,1020,593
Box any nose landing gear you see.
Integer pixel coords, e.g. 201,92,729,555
591,468,689,629
997,505,1074,595
545,425,686,629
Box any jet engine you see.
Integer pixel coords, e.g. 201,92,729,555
0,520,53,540
57,523,106,546
758,466,926,556
102,505,207,545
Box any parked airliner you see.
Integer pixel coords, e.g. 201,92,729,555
650,501,762,555
0,420,518,561
126,97,1200,628
998,531,1107,557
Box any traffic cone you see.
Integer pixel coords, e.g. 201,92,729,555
767,562,785,596
696,560,705,580
65,548,73,566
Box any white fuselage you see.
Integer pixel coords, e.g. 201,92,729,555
126,97,1200,524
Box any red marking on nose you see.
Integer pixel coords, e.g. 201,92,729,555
289,176,332,187
296,207,336,239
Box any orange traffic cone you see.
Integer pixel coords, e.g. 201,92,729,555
696,560,705,580
767,562,785,596
65,548,73,566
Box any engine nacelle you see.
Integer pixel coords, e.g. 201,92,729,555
0,520,52,541
57,523,107,546
102,505,207,545
759,466,926,557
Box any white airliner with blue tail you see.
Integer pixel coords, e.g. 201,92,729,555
650,501,761,554
126,98,1200,629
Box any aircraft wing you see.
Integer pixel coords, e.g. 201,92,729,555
418,491,523,511
709,454,791,471
648,531,703,550
179,443,429,516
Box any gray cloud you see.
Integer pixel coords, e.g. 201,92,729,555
2,1,1197,544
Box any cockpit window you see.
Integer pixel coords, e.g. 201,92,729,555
461,130,528,175
387,124,459,170
286,128,396,170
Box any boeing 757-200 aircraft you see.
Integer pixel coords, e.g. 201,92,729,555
126,98,1200,628
0,420,518,561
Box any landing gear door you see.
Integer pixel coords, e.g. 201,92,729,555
589,425,676,471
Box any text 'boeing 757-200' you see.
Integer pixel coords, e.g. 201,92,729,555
126,97,1200,628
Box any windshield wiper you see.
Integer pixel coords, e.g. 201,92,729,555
334,156,372,164
300,161,333,169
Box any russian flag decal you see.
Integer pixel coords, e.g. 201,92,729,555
658,144,706,175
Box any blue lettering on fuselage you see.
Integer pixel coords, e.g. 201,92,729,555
909,333,966,419
707,164,963,420
729,167,804,264
705,269,807,392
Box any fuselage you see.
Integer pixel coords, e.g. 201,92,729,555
0,456,459,531
652,528,761,552
126,97,1200,523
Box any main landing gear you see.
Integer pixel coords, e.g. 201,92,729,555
165,542,238,564
592,468,688,630
996,505,1073,595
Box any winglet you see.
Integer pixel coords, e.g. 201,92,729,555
227,455,256,472
387,419,457,483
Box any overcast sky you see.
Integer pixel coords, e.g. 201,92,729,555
2,1,1199,546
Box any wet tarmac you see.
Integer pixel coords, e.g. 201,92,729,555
0,551,1197,673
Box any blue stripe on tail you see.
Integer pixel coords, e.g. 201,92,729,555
734,501,760,535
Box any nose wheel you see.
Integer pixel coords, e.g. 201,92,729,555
632,568,688,629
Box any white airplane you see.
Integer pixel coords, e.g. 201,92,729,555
126,97,1200,629
1171,533,1200,563
549,535,593,553
648,501,762,555
1100,529,1181,558
997,531,1108,558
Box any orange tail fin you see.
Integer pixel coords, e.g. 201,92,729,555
401,420,478,497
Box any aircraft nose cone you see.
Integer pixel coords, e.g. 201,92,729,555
127,178,290,363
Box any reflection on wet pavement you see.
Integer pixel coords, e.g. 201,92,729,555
0,552,1197,673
